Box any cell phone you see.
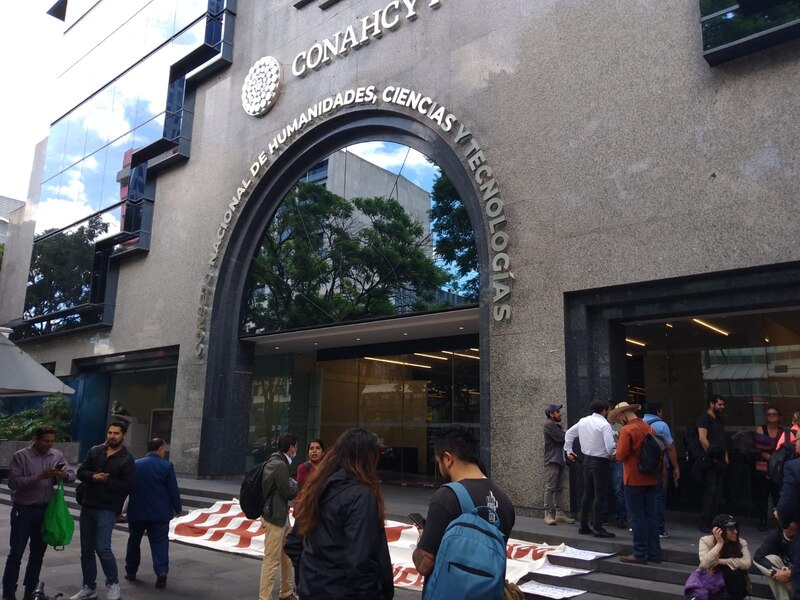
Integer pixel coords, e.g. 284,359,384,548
54,462,66,470
408,512,426,529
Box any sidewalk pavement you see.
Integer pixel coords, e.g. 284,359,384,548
0,508,419,600
7,477,772,599
177,477,774,561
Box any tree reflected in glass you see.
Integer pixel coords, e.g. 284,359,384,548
25,216,109,324
242,182,451,334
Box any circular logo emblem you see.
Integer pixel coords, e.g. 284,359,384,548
241,56,282,117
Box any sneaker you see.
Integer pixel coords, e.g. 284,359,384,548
70,587,97,600
106,583,120,600
659,530,669,538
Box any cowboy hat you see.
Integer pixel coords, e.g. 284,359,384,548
607,401,641,423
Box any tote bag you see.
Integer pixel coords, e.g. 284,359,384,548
41,480,74,550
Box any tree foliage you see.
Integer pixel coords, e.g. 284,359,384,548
243,182,450,334
0,394,72,441
25,216,109,319
429,172,479,301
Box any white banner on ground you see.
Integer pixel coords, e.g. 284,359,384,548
169,500,569,591
518,581,586,598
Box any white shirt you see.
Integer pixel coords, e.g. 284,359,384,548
564,413,616,458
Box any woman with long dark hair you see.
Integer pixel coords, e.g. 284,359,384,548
288,428,394,599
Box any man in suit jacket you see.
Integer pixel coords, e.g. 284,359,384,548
123,438,182,589
776,452,800,599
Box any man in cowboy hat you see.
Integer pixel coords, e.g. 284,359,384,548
612,401,662,564
565,400,617,538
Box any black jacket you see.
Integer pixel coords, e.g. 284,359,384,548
754,526,793,572
291,469,394,600
77,444,135,510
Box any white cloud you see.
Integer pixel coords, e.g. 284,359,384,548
347,141,432,172
345,142,439,193
35,196,121,237
0,3,61,200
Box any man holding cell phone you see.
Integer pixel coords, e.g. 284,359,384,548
3,426,75,600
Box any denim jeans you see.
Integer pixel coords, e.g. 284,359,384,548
655,471,666,533
624,485,660,560
126,521,170,576
79,507,119,587
610,460,627,522
2,504,47,597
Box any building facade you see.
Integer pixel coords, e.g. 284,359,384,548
1,0,799,514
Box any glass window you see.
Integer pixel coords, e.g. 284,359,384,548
102,133,134,208
241,143,477,336
43,118,70,181
248,344,479,481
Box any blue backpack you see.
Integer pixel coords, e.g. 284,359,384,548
422,482,507,600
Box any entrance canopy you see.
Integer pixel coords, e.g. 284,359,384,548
245,307,478,355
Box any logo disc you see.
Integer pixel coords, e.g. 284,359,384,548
242,56,282,117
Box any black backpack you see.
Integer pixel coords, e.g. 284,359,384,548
684,424,705,462
638,432,665,474
239,461,267,519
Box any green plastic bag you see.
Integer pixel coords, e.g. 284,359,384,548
41,480,74,550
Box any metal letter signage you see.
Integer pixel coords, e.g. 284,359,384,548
242,0,442,116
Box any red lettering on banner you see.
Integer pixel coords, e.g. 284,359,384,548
173,504,243,537
506,542,557,561
385,524,413,543
392,566,424,588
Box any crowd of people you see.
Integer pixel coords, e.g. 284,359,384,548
547,396,800,600
3,423,517,600
9,397,800,600
3,423,181,600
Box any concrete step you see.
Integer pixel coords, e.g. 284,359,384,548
596,556,773,598
524,569,772,600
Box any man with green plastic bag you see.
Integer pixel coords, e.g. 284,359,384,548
3,426,75,600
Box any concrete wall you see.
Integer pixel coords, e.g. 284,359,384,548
1,0,799,509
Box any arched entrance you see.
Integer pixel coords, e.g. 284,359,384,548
199,108,493,477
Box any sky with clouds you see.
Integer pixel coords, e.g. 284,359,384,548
0,3,441,238
0,2,61,202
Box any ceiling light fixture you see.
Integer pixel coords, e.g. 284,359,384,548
666,323,673,328
441,351,480,360
414,352,448,361
625,337,646,347
626,353,633,357
692,318,729,336
364,356,431,369
470,348,480,352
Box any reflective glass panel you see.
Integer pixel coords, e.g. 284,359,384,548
241,143,478,335
248,346,480,481
623,308,800,514
25,215,111,316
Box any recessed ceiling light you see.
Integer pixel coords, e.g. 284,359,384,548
356,337,361,341
274,346,280,350
692,318,729,336
403,332,408,336
458,326,464,330
313,342,318,346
